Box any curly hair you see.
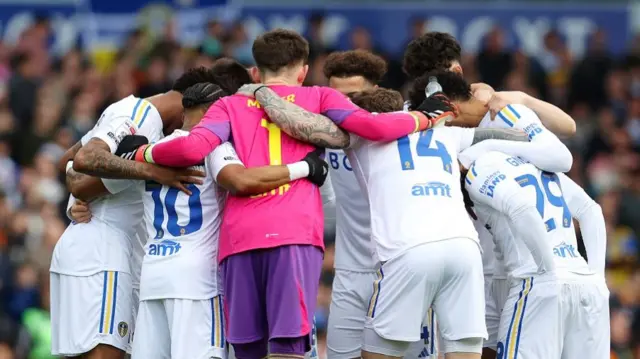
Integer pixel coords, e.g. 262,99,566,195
348,88,404,113
172,67,217,94
408,70,471,110
210,58,252,94
252,29,309,73
323,50,387,84
402,32,462,79
181,83,227,110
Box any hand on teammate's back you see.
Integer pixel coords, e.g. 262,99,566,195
236,83,266,98
413,92,457,128
486,91,528,119
70,200,92,223
149,165,205,196
115,135,148,160
302,148,329,186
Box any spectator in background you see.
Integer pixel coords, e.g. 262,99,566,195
570,29,613,110
476,26,512,89
202,20,225,58
137,53,172,98
306,12,327,61
225,22,253,65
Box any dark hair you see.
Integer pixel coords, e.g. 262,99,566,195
408,70,471,110
182,83,227,110
323,50,387,84
403,32,462,79
210,58,252,94
172,67,217,94
252,28,309,73
348,88,404,113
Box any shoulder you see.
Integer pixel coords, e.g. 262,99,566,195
495,104,539,128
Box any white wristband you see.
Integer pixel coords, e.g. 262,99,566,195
66,161,74,174
287,161,310,181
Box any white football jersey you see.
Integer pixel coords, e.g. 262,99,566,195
464,151,591,279
459,105,572,173
326,149,376,271
348,126,479,262
51,96,163,276
139,130,242,300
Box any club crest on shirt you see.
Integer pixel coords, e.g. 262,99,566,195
117,322,128,337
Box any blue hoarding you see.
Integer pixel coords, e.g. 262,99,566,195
0,1,630,58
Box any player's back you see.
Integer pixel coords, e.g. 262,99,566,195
215,85,328,261
51,95,163,277
326,149,376,271
140,130,223,300
467,151,590,278
348,126,478,262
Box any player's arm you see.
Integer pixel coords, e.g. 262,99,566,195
58,141,82,173
73,120,204,195
459,105,572,173
558,173,606,276
239,85,350,149
474,85,576,138
316,86,445,142
213,143,328,196
465,165,556,273
139,102,229,167
489,91,576,138
65,161,110,202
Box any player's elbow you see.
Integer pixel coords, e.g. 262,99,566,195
72,148,92,174
554,146,573,173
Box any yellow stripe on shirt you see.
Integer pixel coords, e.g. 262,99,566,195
133,100,151,127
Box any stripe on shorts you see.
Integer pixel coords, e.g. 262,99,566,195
367,267,384,318
505,277,533,359
99,271,118,334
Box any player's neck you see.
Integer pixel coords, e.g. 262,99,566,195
457,97,488,125
263,76,299,86
181,121,198,132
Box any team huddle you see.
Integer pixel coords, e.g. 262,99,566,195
49,29,610,359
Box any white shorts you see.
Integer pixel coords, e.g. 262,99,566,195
131,296,226,359
484,277,509,349
327,270,439,359
126,287,140,354
496,275,609,359
363,238,486,356
50,271,133,356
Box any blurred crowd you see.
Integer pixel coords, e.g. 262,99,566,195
0,11,639,359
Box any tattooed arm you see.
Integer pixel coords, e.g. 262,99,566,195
65,163,110,202
471,128,529,145
74,138,206,195
251,86,350,149
58,141,82,173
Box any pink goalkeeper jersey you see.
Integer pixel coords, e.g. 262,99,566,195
147,85,424,262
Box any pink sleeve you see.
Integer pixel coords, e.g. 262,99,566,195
318,87,418,142
149,101,230,167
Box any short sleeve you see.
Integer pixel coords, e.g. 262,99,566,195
209,142,244,180
89,116,138,153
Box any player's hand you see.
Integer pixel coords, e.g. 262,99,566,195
470,82,495,105
302,148,329,187
487,91,528,119
412,92,457,129
115,135,148,160
236,83,267,98
69,199,92,223
149,165,206,196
